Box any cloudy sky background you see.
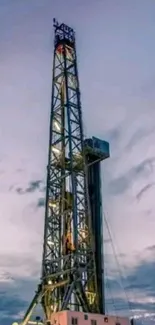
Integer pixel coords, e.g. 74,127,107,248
0,0,155,324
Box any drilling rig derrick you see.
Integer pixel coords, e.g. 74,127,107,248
11,18,134,325
18,19,100,325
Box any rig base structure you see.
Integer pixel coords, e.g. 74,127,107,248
49,310,131,325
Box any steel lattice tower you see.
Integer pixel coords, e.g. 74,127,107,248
19,19,99,325
42,18,99,316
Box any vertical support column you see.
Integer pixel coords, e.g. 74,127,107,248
87,159,105,314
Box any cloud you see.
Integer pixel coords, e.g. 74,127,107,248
0,275,39,325
125,259,155,299
107,157,155,196
0,294,27,318
124,128,154,152
104,250,155,322
0,271,14,283
146,245,155,252
0,253,41,280
136,183,155,201
106,126,122,144
37,197,45,208
15,180,44,195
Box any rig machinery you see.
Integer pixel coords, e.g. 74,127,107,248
13,19,132,325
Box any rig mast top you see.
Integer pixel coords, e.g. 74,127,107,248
53,18,75,46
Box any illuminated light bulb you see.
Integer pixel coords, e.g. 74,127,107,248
47,240,54,246
48,280,52,285
54,120,61,131
52,146,60,154
49,201,57,208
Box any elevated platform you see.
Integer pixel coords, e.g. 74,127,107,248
84,137,110,162
50,311,130,325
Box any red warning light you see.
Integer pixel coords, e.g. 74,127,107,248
56,45,64,54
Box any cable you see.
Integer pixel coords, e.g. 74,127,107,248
105,262,120,316
103,209,146,325
103,210,132,317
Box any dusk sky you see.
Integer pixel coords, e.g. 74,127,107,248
0,0,155,324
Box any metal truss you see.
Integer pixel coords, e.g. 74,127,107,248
17,19,99,325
